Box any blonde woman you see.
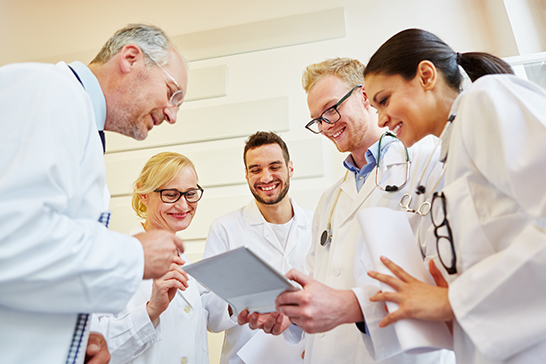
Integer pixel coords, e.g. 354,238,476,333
98,152,208,364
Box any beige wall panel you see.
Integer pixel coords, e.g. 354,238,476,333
105,97,289,152
172,8,346,61
31,49,229,103
105,137,324,196
185,65,228,102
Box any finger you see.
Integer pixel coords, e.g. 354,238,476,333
429,260,448,288
167,270,190,288
247,312,262,330
378,308,407,328
237,309,250,325
271,314,287,335
276,303,306,319
178,267,189,281
174,236,185,254
173,255,185,266
263,312,278,333
86,332,102,356
284,269,312,288
155,276,187,290
367,271,405,291
369,291,401,304
85,332,110,364
380,256,416,283
275,290,305,306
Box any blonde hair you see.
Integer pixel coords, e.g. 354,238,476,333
132,152,197,219
302,57,365,93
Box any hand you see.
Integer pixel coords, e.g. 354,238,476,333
84,332,110,364
367,256,454,328
275,269,363,333
134,230,185,279
237,309,291,335
428,259,453,333
146,262,189,322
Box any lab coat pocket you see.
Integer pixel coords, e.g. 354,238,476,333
441,176,496,273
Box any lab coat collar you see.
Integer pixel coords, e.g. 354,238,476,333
67,61,107,132
440,92,465,163
244,198,310,255
338,141,408,226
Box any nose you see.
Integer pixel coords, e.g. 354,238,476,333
163,105,178,124
174,196,190,209
260,169,273,183
320,120,335,134
377,110,389,128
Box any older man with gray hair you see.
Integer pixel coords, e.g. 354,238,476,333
0,24,188,363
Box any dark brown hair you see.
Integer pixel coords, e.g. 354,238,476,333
243,131,290,168
364,28,514,90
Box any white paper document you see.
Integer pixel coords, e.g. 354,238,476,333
237,330,304,364
183,246,300,315
357,207,453,353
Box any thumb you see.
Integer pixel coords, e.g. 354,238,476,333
174,236,185,254
285,269,312,288
86,332,103,355
429,259,448,288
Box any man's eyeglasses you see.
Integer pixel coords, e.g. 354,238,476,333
431,192,457,274
154,185,204,204
305,84,363,134
145,53,185,108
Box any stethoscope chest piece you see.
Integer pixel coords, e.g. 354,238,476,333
320,229,332,246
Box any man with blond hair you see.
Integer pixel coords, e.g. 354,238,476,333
242,58,454,363
0,24,188,363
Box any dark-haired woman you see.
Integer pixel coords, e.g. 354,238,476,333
364,28,546,364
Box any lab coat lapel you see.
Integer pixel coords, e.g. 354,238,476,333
337,169,377,228
176,280,195,308
284,199,303,257
246,200,284,254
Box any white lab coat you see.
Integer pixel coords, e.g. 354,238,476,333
441,75,546,364
304,140,453,364
0,62,143,363
202,198,313,364
98,225,208,364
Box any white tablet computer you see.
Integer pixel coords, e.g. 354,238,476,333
184,246,300,314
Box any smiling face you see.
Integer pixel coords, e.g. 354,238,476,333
364,61,457,148
364,72,431,147
105,47,188,141
307,75,382,157
245,143,293,206
140,167,198,233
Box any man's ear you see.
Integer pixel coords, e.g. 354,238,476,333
361,87,371,108
288,160,294,178
118,44,145,74
416,60,437,91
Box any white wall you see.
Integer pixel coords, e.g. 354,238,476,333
2,0,544,362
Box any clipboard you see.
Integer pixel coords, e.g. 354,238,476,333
184,246,300,314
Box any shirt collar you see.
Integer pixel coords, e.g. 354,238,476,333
343,135,396,173
68,61,107,131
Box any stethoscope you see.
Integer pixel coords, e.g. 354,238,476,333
398,113,456,216
320,115,456,247
320,132,410,247
320,171,349,246
374,131,410,192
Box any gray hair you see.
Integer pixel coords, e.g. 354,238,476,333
91,23,173,66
